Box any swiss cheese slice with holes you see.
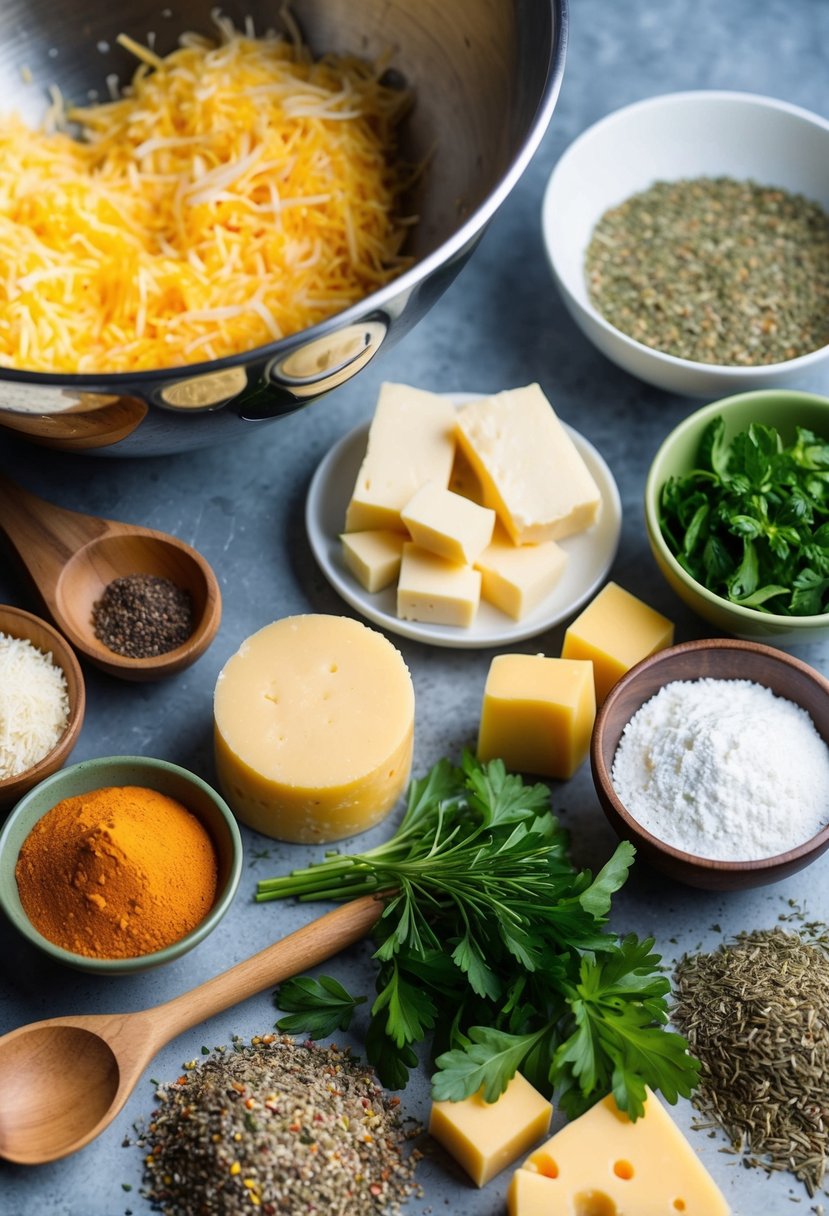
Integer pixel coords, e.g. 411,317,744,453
507,1088,730,1216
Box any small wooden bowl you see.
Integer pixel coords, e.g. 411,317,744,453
591,638,829,890
0,606,85,810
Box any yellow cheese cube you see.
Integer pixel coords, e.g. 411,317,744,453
477,653,595,780
475,525,568,619
430,1073,553,1188
562,581,674,706
508,1089,730,1216
340,529,405,592
455,384,602,544
345,383,456,532
397,543,482,627
401,482,496,565
213,615,414,843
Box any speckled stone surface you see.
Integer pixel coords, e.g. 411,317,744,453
1,2,828,1214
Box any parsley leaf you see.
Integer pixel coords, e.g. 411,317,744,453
274,975,366,1039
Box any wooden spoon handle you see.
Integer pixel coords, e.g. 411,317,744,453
147,895,382,1043
0,472,105,606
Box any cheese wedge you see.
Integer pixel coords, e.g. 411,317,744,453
213,615,414,842
508,1089,730,1216
430,1073,553,1187
455,384,602,544
345,383,457,532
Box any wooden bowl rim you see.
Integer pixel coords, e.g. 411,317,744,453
591,637,829,875
0,605,86,801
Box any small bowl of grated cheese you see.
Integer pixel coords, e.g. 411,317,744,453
0,605,85,810
591,638,829,890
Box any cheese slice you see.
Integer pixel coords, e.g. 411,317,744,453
401,482,496,565
344,383,457,532
455,384,602,544
429,1073,553,1187
508,1089,730,1216
340,529,405,593
561,581,674,705
397,543,482,627
213,615,414,842
475,525,568,620
477,653,595,780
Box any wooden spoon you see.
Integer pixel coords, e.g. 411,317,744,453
0,894,382,1165
0,472,221,681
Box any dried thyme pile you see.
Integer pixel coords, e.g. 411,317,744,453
585,176,829,365
138,1035,421,1215
671,926,829,1196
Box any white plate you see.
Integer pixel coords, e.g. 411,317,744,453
305,399,622,648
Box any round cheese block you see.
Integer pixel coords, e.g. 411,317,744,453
213,614,415,843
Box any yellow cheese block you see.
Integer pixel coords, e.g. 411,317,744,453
397,542,482,627
401,482,496,565
475,525,568,619
213,615,414,842
344,382,457,532
508,1089,730,1216
455,384,602,544
561,581,674,706
430,1073,553,1188
477,653,595,780
340,529,405,592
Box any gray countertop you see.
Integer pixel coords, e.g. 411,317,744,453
1,1,828,1213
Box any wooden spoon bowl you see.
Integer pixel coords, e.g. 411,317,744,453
0,605,85,809
0,474,221,681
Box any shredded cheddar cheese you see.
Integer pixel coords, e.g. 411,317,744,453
0,14,414,372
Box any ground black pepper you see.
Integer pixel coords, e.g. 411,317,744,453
137,1035,422,1216
92,574,193,659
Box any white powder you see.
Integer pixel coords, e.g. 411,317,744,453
611,678,829,861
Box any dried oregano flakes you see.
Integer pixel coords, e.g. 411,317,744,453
671,926,829,1197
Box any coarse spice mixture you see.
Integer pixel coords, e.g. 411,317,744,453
585,176,829,365
92,573,193,658
137,1035,422,1215
671,925,829,1197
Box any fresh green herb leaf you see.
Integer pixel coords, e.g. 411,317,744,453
258,753,698,1118
273,974,366,1039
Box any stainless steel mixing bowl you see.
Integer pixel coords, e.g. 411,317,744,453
0,0,567,455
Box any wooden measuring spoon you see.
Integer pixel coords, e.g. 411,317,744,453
0,894,382,1165
0,472,221,680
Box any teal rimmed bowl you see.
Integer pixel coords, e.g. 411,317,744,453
0,755,243,974
645,389,829,646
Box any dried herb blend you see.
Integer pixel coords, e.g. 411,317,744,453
585,176,829,365
92,573,193,658
671,926,829,1196
138,1036,420,1216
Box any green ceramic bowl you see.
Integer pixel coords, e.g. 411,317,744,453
645,389,829,645
0,755,243,974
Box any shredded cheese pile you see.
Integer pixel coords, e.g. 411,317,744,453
0,15,414,372
0,633,69,778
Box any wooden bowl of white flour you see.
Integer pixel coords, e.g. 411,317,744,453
591,638,829,890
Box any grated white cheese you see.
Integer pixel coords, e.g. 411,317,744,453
0,632,70,778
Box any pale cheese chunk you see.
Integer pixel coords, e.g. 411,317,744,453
344,382,457,532
508,1088,730,1216
455,384,602,544
401,482,496,565
475,525,568,620
561,581,674,706
397,543,481,627
340,529,405,592
430,1073,553,1188
213,615,414,843
477,653,595,780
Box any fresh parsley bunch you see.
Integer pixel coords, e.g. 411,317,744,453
258,753,697,1120
659,416,829,615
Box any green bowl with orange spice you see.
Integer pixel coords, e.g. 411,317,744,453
0,755,243,974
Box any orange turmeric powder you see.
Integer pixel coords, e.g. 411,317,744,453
15,785,218,959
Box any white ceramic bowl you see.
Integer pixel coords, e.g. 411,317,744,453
542,91,829,397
